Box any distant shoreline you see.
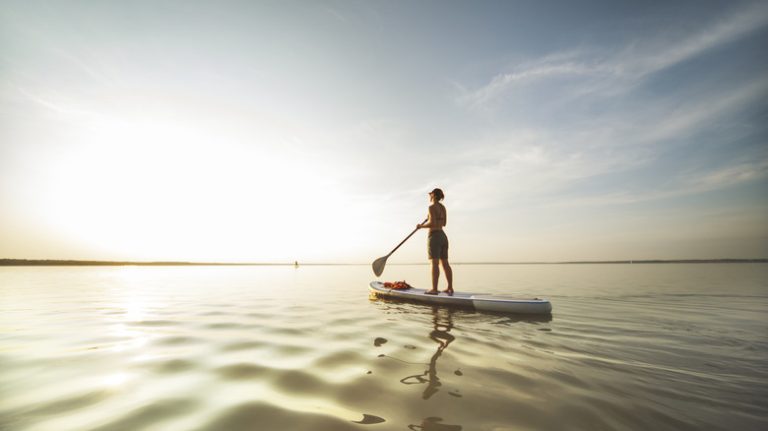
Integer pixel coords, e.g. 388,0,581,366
1,258,765,266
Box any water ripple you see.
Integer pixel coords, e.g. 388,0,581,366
193,402,361,431
1,265,766,431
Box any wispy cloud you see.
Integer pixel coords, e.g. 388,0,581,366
458,2,768,108
637,78,768,145
458,51,608,108
15,87,101,118
691,159,768,190
448,72,768,211
446,2,768,214
543,157,768,208
626,2,768,78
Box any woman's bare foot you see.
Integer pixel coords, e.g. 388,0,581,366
424,290,438,295
442,287,454,296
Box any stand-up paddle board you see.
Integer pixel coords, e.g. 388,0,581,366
369,281,552,314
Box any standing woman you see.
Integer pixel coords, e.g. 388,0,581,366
417,188,454,295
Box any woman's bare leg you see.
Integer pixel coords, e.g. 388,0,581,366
432,259,441,291
441,258,453,295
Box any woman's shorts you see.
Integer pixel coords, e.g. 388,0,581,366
428,230,449,260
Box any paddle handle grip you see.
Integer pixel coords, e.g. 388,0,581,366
387,218,428,257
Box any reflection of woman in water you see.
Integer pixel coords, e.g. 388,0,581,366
403,307,463,431
400,307,455,399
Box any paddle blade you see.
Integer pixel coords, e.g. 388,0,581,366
372,256,388,277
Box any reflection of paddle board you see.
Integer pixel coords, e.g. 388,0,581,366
369,281,552,315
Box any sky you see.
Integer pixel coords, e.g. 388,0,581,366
1,0,767,263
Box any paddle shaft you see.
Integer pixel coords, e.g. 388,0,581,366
385,218,428,258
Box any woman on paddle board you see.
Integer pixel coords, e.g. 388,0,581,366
417,188,454,296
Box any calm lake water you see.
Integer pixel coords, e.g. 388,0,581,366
1,264,766,431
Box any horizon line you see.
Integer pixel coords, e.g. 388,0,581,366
1,258,766,266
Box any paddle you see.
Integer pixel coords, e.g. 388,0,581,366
372,218,428,277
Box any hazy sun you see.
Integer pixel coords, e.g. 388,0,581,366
36,113,361,262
